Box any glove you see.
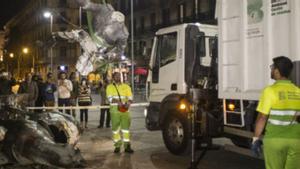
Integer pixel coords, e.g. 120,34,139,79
251,137,263,157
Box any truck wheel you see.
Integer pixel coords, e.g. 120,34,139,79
162,111,191,155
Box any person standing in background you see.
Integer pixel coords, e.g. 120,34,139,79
69,72,79,118
18,73,38,107
78,78,92,129
0,70,16,95
98,80,111,128
33,74,45,112
43,72,57,107
57,72,73,115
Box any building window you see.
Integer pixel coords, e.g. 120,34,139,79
42,0,47,6
140,0,146,8
127,0,130,11
134,0,138,8
60,46,67,58
81,12,88,26
140,16,145,32
150,13,156,29
120,0,126,12
162,8,170,26
59,0,67,7
128,19,131,33
58,11,67,24
60,26,67,32
134,18,137,33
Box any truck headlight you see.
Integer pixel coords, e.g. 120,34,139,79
179,103,187,110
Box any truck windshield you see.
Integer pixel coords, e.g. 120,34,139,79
156,32,177,67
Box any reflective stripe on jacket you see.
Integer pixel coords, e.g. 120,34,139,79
106,83,133,103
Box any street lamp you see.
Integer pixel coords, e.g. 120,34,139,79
9,53,14,58
17,48,29,78
23,48,29,54
131,0,135,95
44,11,54,72
22,47,34,72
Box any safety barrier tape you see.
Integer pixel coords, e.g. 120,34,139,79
26,102,149,110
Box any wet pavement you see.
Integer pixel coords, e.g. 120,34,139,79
74,95,265,169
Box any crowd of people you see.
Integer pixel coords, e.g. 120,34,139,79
0,70,134,154
0,70,110,130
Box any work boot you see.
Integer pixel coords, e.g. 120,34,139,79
124,144,134,154
114,147,120,153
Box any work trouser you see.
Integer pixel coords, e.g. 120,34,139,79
110,106,131,148
264,138,300,169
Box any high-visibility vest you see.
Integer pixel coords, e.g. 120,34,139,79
257,80,300,138
106,83,133,103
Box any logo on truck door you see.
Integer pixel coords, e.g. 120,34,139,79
247,0,264,24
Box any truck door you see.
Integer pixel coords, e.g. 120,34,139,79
150,32,179,102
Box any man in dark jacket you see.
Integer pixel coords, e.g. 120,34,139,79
43,73,57,107
0,70,16,95
33,74,45,112
18,73,39,107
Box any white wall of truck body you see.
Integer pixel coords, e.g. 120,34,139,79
217,0,300,101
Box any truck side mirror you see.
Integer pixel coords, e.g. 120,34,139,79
196,36,206,57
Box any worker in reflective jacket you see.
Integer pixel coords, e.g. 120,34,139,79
106,72,134,153
252,56,300,169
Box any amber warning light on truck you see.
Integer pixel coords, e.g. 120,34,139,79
178,100,190,113
228,103,236,111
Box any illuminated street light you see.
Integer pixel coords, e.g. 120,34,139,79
44,11,54,72
0,55,3,62
121,54,126,60
18,47,31,76
43,11,52,18
130,0,135,94
9,53,14,58
23,48,29,54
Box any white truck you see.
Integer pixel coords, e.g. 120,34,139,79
145,0,300,155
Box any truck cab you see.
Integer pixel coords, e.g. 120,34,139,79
146,23,220,154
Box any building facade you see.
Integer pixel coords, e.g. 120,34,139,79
4,0,216,80
0,31,5,68
4,0,81,79
112,0,217,67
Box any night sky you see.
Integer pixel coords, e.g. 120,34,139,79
0,0,29,30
